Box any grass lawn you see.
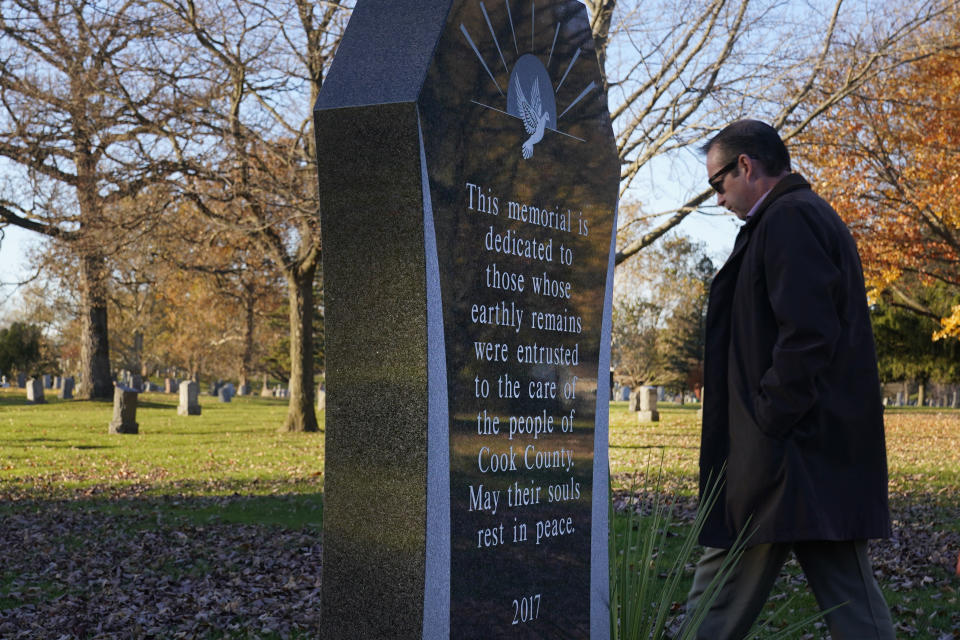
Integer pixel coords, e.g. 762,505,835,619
1,388,958,638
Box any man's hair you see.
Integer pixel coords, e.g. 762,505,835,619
701,119,791,176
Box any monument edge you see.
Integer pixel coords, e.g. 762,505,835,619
591,202,617,640
419,111,452,640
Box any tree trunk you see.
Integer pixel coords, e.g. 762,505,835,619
917,381,926,407
584,0,616,92
78,252,114,400
282,265,318,432
239,293,256,391
134,330,145,377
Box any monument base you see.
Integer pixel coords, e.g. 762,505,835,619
109,421,139,434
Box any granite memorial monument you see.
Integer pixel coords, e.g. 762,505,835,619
315,1,618,637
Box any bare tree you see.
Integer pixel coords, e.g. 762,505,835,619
155,0,348,431
583,0,959,265
0,0,192,398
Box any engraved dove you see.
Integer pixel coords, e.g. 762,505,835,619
514,75,550,159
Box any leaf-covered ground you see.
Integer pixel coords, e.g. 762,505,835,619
1,390,958,638
610,404,960,639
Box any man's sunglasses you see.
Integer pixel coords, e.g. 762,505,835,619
708,157,740,194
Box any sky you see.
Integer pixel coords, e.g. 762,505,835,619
0,225,38,316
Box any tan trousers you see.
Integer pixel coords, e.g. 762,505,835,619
686,540,895,640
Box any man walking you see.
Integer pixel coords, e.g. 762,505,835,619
687,120,895,639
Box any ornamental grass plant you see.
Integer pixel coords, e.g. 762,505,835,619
609,466,824,640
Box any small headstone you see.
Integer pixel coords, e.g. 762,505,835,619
627,390,640,412
108,386,139,434
620,386,630,401
317,383,326,411
1,375,8,388
54,376,62,389
26,378,45,404
178,380,202,416
17,372,26,388
164,378,178,394
637,386,660,422
59,377,75,400
42,374,52,389
218,385,233,403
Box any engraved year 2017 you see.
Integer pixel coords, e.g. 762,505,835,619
512,593,541,624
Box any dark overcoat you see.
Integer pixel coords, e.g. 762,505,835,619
699,173,892,548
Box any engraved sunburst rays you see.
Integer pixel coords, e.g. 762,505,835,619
459,0,597,160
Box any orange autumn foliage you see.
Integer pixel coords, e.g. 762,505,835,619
796,27,960,340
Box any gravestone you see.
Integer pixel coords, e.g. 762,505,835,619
317,382,326,411
0,375,7,388
26,378,45,404
627,389,640,412
108,385,139,434
218,385,233,403
42,374,52,389
620,386,630,401
59,377,75,400
636,386,659,422
314,1,617,638
260,383,272,398
178,380,202,416
17,372,26,388
164,378,177,394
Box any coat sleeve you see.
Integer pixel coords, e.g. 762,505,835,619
753,203,842,438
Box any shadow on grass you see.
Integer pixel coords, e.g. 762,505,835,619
1,481,325,530
136,400,179,409
0,439,116,450
0,395,114,407
612,443,698,450
0,484,326,638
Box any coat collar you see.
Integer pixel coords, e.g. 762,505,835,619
741,172,811,231
717,173,812,273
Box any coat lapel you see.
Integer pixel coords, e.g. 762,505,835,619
715,173,812,276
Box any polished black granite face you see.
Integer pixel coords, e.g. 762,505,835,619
315,1,617,638
421,2,616,637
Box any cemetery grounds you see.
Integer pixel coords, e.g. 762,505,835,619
0,388,958,639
